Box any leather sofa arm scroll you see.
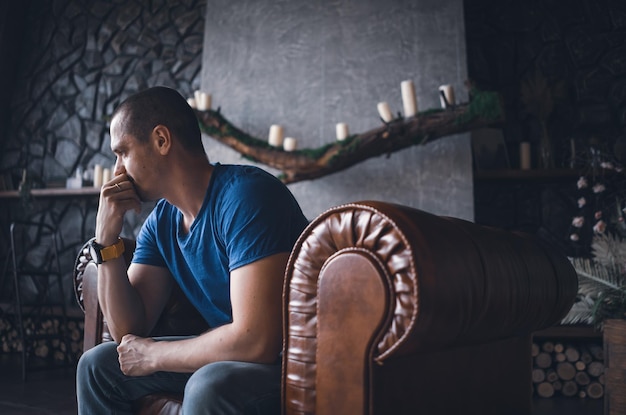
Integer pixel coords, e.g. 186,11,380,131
282,201,578,414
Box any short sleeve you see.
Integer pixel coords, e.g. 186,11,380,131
132,200,168,268
218,171,303,271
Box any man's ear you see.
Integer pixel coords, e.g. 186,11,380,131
152,125,171,155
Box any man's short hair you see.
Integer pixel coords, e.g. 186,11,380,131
112,86,204,153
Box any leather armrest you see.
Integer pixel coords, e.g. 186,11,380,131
282,201,578,414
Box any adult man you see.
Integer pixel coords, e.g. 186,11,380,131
76,86,309,414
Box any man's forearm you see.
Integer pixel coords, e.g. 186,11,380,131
97,258,148,342
118,322,281,376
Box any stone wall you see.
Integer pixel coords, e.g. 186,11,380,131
0,0,206,307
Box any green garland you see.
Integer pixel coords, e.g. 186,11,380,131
456,90,502,124
197,89,502,164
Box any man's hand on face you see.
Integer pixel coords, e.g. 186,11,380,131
95,174,141,245
117,334,158,376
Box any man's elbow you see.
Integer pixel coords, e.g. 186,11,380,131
243,336,282,364
108,322,151,344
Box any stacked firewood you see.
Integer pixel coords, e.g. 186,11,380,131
532,339,604,399
0,316,83,362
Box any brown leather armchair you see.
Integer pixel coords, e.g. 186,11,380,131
74,201,578,415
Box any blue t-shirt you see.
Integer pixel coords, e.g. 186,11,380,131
131,163,309,328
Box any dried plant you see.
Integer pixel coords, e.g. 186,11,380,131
519,70,567,168
520,70,555,123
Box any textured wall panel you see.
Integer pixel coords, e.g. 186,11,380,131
201,0,473,220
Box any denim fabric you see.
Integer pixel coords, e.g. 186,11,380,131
76,339,281,415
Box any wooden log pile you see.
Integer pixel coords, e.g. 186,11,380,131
0,316,83,362
532,339,605,400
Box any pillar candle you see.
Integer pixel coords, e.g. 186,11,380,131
187,97,197,109
102,168,111,185
201,93,211,110
520,142,531,170
93,164,103,188
194,90,203,105
283,137,297,152
194,91,211,111
439,85,455,109
377,102,393,123
336,123,349,141
268,124,284,147
401,80,418,117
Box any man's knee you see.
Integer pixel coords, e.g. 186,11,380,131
184,361,236,403
183,361,281,414
77,342,120,381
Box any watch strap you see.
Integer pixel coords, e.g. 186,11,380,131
100,237,125,262
91,237,125,264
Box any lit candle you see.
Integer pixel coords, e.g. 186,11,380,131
336,123,349,141
268,125,284,147
439,85,455,109
283,137,297,152
102,168,111,185
401,80,418,117
520,142,531,170
187,97,197,109
194,91,211,111
377,102,393,123
93,164,103,188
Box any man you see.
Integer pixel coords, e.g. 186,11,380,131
76,86,309,414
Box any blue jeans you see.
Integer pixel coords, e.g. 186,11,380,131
76,339,281,415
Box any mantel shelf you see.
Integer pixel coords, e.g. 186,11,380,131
474,168,582,181
0,187,100,199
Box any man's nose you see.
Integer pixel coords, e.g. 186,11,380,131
114,159,125,176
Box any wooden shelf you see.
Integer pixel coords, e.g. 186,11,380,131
0,187,100,199
533,324,602,340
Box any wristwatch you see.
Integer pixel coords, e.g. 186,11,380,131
88,237,125,264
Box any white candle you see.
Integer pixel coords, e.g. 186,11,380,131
93,164,103,188
336,123,349,141
194,90,203,104
187,98,197,109
202,93,211,110
194,91,211,111
439,85,455,109
520,142,531,170
377,102,393,123
283,137,297,152
66,168,83,189
268,124,284,147
102,168,111,185
401,80,418,117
